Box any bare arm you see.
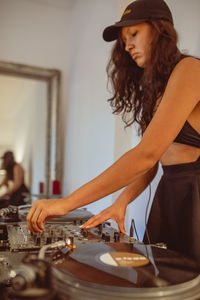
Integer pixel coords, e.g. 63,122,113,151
81,163,158,233
115,162,158,206
27,57,200,232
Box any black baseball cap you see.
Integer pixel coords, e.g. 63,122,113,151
103,0,173,42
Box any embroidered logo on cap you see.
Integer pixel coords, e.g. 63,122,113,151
122,9,131,17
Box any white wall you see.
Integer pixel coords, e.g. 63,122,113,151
166,0,200,57
0,0,117,213
0,0,200,239
63,0,117,213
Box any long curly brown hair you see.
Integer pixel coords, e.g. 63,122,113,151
107,20,186,134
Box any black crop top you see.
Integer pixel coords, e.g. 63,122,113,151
174,121,200,148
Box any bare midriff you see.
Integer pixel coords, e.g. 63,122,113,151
160,101,200,166
160,142,200,166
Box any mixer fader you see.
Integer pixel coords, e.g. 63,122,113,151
6,221,128,252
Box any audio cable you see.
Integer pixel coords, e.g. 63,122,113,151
144,183,151,244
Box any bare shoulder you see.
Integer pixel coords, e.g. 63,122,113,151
14,164,24,173
173,57,200,74
166,56,200,99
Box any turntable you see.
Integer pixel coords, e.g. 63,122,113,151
0,205,200,299
51,238,200,300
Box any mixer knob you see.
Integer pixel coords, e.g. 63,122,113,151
83,230,88,238
81,229,88,237
101,233,105,240
46,237,52,244
36,237,41,246
49,228,53,236
114,231,120,242
105,233,110,242
97,224,103,234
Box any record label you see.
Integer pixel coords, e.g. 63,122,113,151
100,252,150,267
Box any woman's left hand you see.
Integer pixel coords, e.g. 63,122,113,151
80,201,128,234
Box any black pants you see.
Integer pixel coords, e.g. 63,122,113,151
143,157,200,264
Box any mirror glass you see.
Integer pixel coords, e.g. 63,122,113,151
0,61,61,200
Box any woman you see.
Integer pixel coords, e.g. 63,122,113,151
0,151,29,206
27,0,200,262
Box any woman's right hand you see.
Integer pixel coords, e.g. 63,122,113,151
26,198,67,233
80,201,128,234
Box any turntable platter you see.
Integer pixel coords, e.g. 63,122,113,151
53,242,200,299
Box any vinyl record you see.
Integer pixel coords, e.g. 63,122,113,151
52,242,200,299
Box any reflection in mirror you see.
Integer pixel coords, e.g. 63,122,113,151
0,61,61,202
0,75,47,197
